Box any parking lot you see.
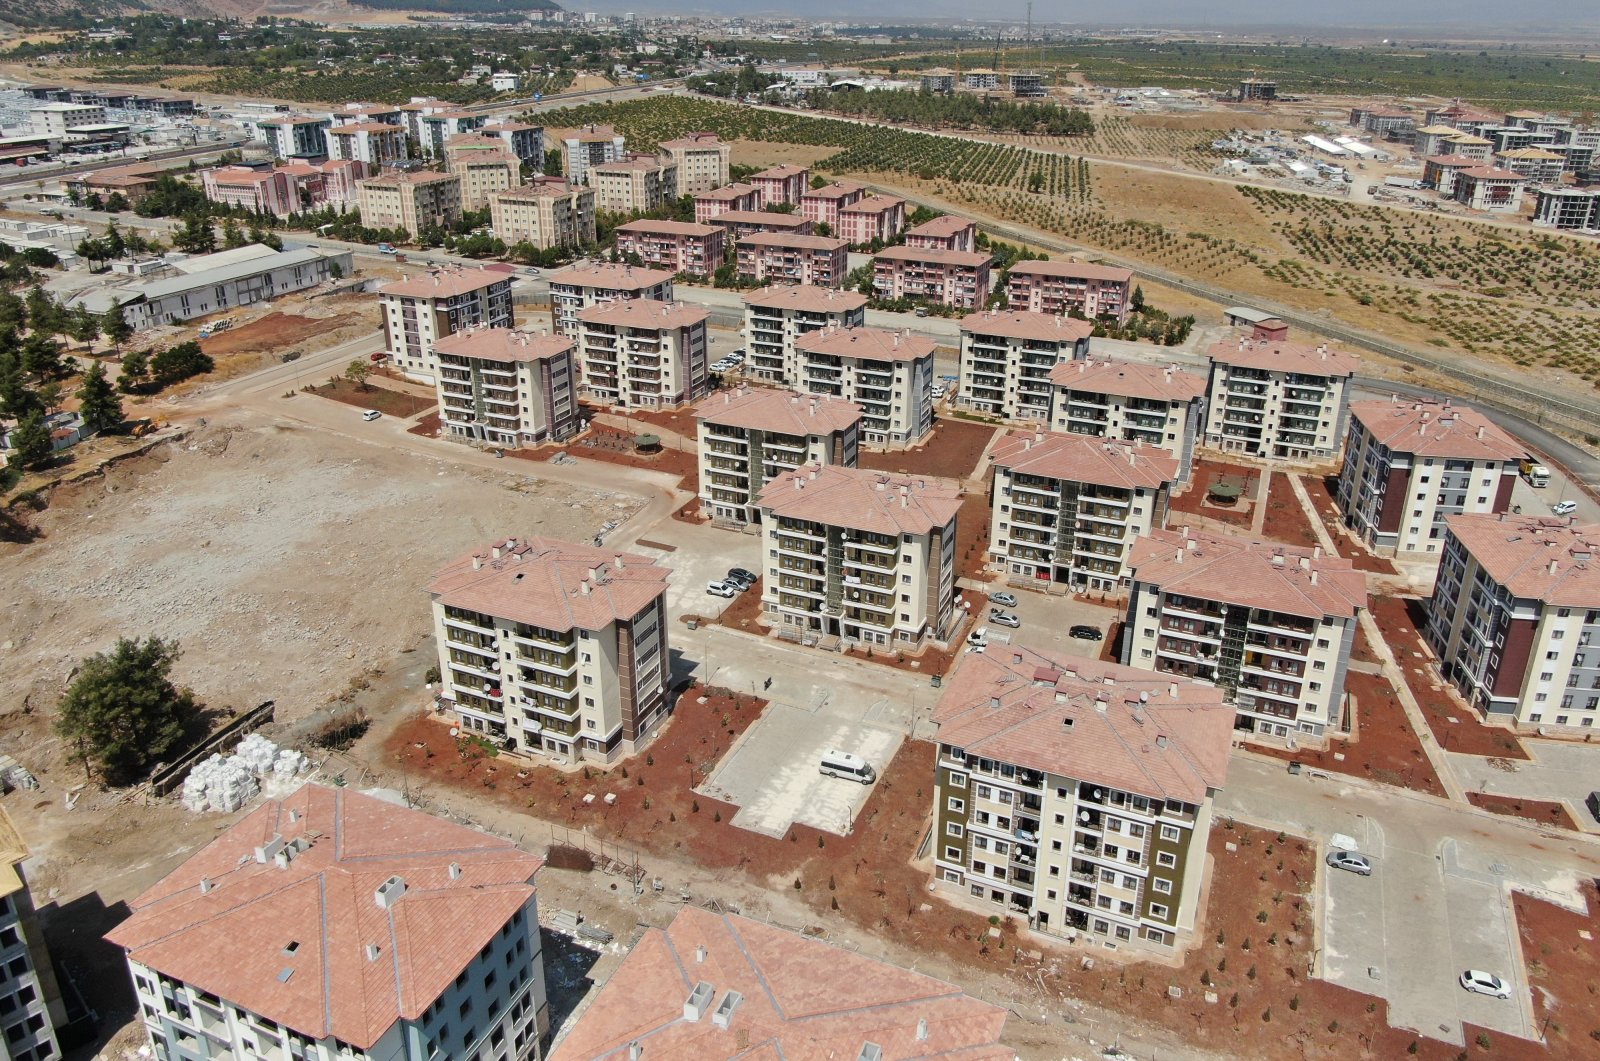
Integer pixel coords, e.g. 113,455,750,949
967,581,1124,662
1449,742,1600,833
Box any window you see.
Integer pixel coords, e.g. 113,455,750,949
1149,903,1169,920
975,784,992,799
1122,874,1138,889
1157,852,1177,868
970,884,985,897
1160,824,1181,842
947,797,965,813
948,772,967,788
1153,877,1173,895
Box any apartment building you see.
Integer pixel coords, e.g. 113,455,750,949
1494,147,1565,183
735,232,849,288
614,220,725,276
276,158,367,208
0,809,68,1061
793,327,936,448
324,122,408,167
1533,187,1600,231
1007,260,1135,323
590,153,677,214
756,466,961,647
379,268,514,383
200,165,298,218
331,102,403,127
547,262,674,338
429,535,672,760
107,785,549,1061
905,214,979,252
576,299,710,408
696,388,861,525
258,114,330,160
931,648,1233,951
418,110,484,158
837,194,907,245
1202,334,1360,461
989,431,1178,590
742,284,868,381
547,908,1009,1061
1452,166,1526,212
433,327,578,448
1122,527,1365,740
958,310,1092,422
1047,359,1208,480
692,182,760,223
1425,515,1600,730
562,125,626,184
1335,398,1523,557
873,246,993,309
704,210,813,242
1423,155,1478,195
356,169,462,236
750,163,810,207
480,119,545,168
799,181,864,229
442,135,523,211
28,102,110,139
488,178,596,252
659,132,730,195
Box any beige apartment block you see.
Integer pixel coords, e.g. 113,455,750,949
1203,334,1360,461
0,810,67,1061
988,430,1178,591
757,466,962,648
1048,359,1208,481
433,327,579,449
576,298,710,409
488,177,596,252
562,125,626,184
614,219,725,276
734,232,850,288
660,131,730,195
429,535,672,762
872,246,993,309
1121,527,1365,741
546,262,674,338
958,309,1092,422
324,121,408,167
1007,260,1135,323
356,169,462,236
590,153,677,214
931,648,1233,953
696,387,862,525
742,284,867,381
442,135,524,210
379,267,514,383
1336,398,1523,557
793,326,936,448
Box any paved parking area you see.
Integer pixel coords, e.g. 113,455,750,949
638,520,763,623
1449,743,1600,832
969,582,1123,662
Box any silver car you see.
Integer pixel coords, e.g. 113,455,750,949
1325,850,1373,876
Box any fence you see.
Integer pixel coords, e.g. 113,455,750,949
149,700,277,796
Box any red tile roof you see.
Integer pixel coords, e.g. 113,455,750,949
434,327,573,364
737,232,848,251
758,466,962,537
840,194,905,214
1127,527,1365,620
1009,259,1134,284
577,298,709,329
695,182,759,203
547,262,675,291
380,267,508,299
708,209,811,228
795,326,936,363
800,182,863,201
932,647,1233,804
1047,358,1206,402
616,219,719,237
695,387,861,436
430,535,669,630
742,284,866,313
905,215,977,238
1349,399,1523,462
1443,515,1600,606
548,908,1009,1061
105,785,541,1051
1457,166,1525,181
961,309,1093,345
990,431,1177,490
874,245,992,268
751,163,809,179
1205,336,1361,377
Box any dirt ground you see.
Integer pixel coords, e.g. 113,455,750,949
1169,458,1257,532
543,425,698,492
1261,471,1320,550
1304,475,1399,575
1465,792,1582,832
189,305,373,384
858,417,999,479
1514,881,1600,1059
308,378,436,419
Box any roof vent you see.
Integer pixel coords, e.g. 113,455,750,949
917,1017,929,1041
199,878,215,894
375,875,407,910
365,943,382,962
449,862,462,881
255,836,286,864
1156,735,1169,749
858,1044,884,1061
696,945,707,963
711,990,744,1030
1062,717,1075,729
684,982,715,1021
629,1044,643,1061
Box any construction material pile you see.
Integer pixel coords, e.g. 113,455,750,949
181,734,311,813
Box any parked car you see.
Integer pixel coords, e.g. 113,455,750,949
1553,500,1578,516
706,580,737,598
989,610,1021,628
1069,625,1104,641
1324,850,1373,876
988,591,1018,608
725,570,754,590
361,409,382,422
967,626,989,650
1458,970,1511,999
728,567,758,584
1588,790,1600,824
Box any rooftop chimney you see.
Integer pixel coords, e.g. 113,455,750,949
449,862,462,880
374,875,407,910
199,878,214,894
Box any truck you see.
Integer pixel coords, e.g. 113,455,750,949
377,242,396,254
1520,457,1551,488
1384,176,1423,190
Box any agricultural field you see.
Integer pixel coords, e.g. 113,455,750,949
863,41,1600,112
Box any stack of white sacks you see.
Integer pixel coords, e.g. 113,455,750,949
181,733,311,813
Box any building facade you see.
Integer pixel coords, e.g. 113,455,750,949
1007,261,1135,324
659,132,730,195
356,170,462,236
704,210,813,242
799,182,864,229
749,163,810,208
324,122,408,167
259,115,330,160
480,120,545,168
904,215,978,252
792,326,936,448
1121,527,1365,740
1452,167,1526,212
488,179,596,252
200,166,298,218
757,466,962,647
1202,335,1360,461
443,135,524,211
692,182,760,223
1533,187,1600,231
433,327,578,448
742,285,867,382
734,232,850,288
546,262,673,338
1047,359,1208,481
107,785,549,1061
379,269,514,383
958,310,1093,422
696,388,861,525
614,220,725,277
117,245,352,333
430,536,672,761
931,648,1233,951
1335,399,1523,557
590,154,677,214
575,299,710,409
872,247,993,309
988,431,1178,590
836,195,907,245
1425,515,1600,730
562,126,626,184
0,810,68,1061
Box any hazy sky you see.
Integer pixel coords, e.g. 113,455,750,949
600,2,1600,30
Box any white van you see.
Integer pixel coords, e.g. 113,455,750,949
967,626,989,650
819,750,876,785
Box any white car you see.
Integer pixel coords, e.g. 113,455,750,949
989,591,1018,608
1458,970,1511,999
706,580,737,598
1324,850,1373,876
360,409,381,422
1553,500,1578,516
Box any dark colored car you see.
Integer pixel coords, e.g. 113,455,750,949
1069,625,1104,641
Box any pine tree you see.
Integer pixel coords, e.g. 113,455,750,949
24,286,58,336
8,410,51,470
117,349,149,394
54,637,199,785
101,308,133,353
0,350,37,420
20,331,63,382
77,362,123,435
174,214,217,255
70,305,101,348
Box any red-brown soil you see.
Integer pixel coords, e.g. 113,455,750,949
308,378,435,418
1305,475,1399,575
1261,471,1320,550
955,490,994,583
1466,792,1583,832
542,425,699,490
1513,880,1600,1059
1169,458,1256,531
858,417,999,479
